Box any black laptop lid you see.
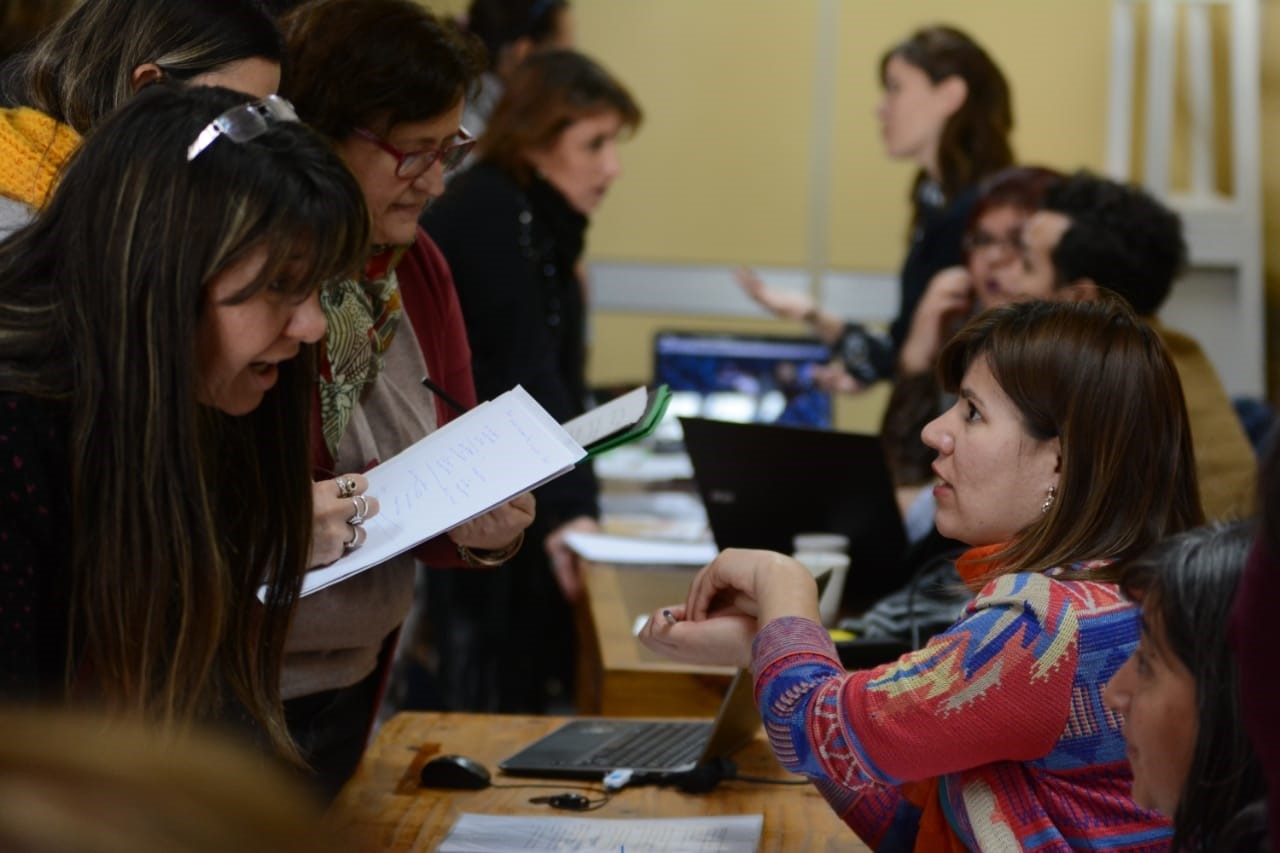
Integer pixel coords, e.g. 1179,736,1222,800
680,416,908,601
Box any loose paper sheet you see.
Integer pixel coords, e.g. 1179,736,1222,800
438,813,763,853
563,530,718,566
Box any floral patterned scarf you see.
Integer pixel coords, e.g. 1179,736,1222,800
317,246,406,457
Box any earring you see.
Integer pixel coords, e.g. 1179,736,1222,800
1041,485,1057,514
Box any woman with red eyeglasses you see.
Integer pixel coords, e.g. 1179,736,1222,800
277,0,535,799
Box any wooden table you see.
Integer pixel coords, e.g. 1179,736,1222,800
574,560,736,717
334,712,866,852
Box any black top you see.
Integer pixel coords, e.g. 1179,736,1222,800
423,161,598,524
836,183,979,384
0,392,72,699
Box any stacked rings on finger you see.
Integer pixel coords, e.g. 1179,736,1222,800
347,494,370,526
336,476,358,499
344,524,367,551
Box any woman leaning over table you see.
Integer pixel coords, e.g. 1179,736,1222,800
643,296,1202,850
422,49,641,713
0,0,283,239
278,0,535,797
0,83,369,762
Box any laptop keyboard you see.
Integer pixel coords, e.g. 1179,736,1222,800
583,722,711,768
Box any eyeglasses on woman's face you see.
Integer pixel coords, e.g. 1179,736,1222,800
351,125,475,180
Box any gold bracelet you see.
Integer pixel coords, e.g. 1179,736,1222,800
456,530,525,567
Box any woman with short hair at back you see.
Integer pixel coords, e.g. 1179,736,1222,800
1104,522,1267,852
0,82,369,761
422,49,641,713
738,25,1014,391
643,296,1201,850
0,0,284,239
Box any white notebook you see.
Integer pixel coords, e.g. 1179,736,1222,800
265,385,586,599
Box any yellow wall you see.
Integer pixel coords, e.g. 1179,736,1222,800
424,0,1280,405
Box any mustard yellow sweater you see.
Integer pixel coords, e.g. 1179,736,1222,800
0,106,81,219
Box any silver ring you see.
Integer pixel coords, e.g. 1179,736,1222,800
344,524,367,551
336,476,358,499
347,494,369,525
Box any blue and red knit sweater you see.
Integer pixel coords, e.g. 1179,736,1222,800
752,559,1171,851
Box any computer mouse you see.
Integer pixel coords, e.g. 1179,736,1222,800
419,754,492,790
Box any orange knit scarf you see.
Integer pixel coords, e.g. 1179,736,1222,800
0,107,81,211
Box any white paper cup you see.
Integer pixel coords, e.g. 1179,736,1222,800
792,550,851,627
792,532,850,555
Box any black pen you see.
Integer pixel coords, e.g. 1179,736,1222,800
663,609,678,626
421,375,470,416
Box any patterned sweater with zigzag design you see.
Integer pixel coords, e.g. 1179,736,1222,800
752,569,1172,851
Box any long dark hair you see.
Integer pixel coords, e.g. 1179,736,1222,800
1120,522,1265,851
938,296,1204,581
0,85,368,759
881,25,1014,214
9,0,282,134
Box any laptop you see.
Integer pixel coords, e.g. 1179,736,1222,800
499,668,759,779
679,416,909,602
651,331,833,441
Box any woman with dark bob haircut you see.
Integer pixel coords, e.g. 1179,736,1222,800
423,49,641,713
1104,522,1266,851
642,296,1202,849
0,83,370,763
739,25,1014,389
279,0,536,796
0,0,284,237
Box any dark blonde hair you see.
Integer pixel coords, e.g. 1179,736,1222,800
938,296,1203,581
478,49,641,185
0,85,369,760
881,25,1014,212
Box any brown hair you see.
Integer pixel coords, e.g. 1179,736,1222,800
938,296,1203,581
881,25,1014,210
279,0,485,140
9,0,282,134
478,48,641,185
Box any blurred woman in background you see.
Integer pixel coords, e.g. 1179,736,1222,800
423,49,641,713
738,25,1014,391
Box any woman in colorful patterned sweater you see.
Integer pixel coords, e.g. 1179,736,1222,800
643,296,1203,851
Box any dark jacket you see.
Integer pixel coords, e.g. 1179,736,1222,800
423,160,598,525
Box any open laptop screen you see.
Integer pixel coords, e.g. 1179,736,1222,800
653,331,832,432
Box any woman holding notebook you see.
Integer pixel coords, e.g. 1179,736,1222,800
643,297,1200,850
278,0,534,798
